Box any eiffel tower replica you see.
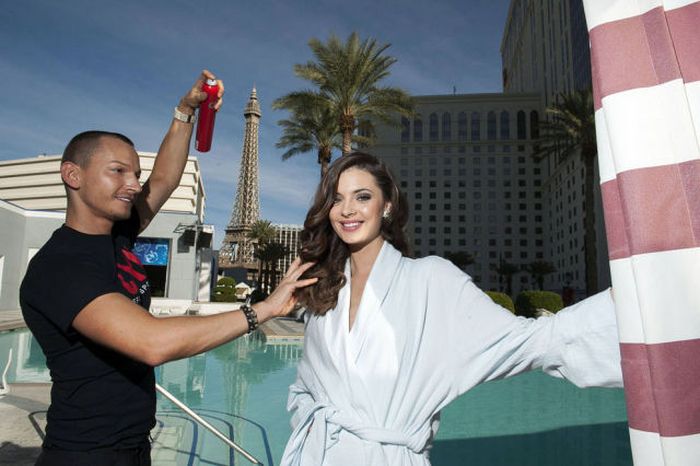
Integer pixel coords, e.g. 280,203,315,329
218,88,261,280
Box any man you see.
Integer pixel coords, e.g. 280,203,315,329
20,70,316,466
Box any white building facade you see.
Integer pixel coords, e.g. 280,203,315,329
0,152,214,311
273,223,303,282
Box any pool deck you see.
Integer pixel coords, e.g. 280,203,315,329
0,383,48,465
260,317,304,342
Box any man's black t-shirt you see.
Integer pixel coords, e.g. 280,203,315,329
20,212,155,451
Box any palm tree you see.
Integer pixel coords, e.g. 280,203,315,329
491,258,520,297
274,32,414,155
524,261,557,290
248,220,276,291
259,242,288,292
533,89,598,296
275,94,342,178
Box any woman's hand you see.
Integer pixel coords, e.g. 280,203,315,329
252,258,317,321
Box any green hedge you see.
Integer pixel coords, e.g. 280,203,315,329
213,277,237,302
485,291,515,313
514,291,564,318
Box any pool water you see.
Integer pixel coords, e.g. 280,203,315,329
1,329,632,465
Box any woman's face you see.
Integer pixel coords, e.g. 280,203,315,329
329,167,390,252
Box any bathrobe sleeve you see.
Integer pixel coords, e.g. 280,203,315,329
427,258,623,394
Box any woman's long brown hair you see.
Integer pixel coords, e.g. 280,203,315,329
297,151,410,315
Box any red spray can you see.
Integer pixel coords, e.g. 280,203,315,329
195,78,219,152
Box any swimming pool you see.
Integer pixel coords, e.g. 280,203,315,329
1,328,632,465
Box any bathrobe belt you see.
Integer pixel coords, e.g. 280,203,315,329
286,400,432,465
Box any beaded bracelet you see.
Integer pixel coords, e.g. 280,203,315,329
240,304,259,334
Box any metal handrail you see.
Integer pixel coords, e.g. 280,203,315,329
155,383,263,465
0,349,13,397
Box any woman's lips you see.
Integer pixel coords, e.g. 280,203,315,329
340,221,362,231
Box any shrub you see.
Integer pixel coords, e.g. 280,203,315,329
213,277,237,302
515,290,564,318
485,291,515,313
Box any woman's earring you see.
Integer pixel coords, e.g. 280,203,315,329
383,209,391,220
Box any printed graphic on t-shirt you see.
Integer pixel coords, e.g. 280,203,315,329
117,248,150,306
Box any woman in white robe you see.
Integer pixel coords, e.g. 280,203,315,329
280,152,622,466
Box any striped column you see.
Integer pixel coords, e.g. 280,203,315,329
582,1,700,465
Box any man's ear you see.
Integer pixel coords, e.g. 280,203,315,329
60,162,82,190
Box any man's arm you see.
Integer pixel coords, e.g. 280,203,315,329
135,70,224,233
73,258,317,366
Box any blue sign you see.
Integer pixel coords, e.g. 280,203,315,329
134,238,170,266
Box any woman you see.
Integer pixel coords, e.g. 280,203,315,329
281,152,621,466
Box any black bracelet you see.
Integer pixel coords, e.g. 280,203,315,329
240,304,259,334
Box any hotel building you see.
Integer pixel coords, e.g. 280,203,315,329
501,0,610,293
370,92,548,294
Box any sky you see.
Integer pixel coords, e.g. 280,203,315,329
0,0,511,247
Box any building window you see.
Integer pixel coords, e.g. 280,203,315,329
530,110,540,139
500,110,510,139
487,111,497,140
458,112,468,141
414,114,423,142
401,117,410,143
517,110,526,139
471,112,481,141
429,113,439,142
442,112,451,141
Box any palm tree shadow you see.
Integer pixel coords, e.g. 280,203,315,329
430,422,632,466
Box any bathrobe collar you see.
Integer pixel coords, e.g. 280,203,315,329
343,240,403,358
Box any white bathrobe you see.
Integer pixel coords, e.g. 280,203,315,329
281,241,622,466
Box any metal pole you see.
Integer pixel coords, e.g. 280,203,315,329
155,383,263,465
192,222,201,302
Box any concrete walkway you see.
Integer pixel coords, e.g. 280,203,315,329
0,384,48,466
0,310,25,332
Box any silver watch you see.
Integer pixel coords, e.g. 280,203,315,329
173,106,196,124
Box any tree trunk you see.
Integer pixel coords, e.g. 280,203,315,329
318,147,331,178
583,152,598,296
340,114,355,156
256,252,263,291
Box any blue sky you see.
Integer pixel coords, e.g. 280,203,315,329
0,0,511,247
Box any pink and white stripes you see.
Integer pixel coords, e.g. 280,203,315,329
583,1,700,465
